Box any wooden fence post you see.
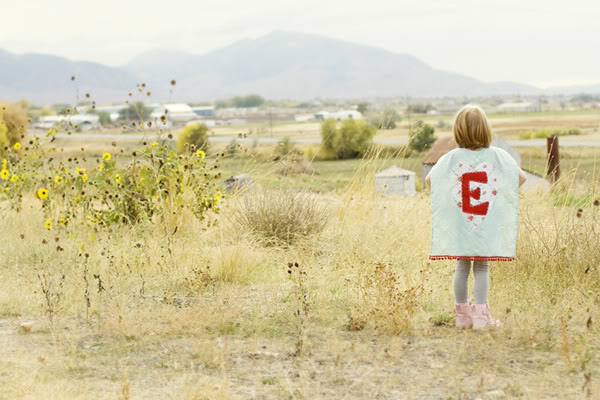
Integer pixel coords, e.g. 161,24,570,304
547,135,560,182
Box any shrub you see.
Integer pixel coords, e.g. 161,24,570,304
357,102,369,114
348,263,426,334
226,190,329,245
409,121,436,152
276,137,297,157
177,123,209,153
95,111,111,126
0,103,28,151
118,102,153,121
370,144,414,159
320,119,376,160
277,160,317,176
407,103,433,114
370,108,401,130
519,128,582,140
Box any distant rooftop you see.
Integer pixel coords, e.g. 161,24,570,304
376,166,416,177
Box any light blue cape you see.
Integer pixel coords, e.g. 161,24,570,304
429,146,519,261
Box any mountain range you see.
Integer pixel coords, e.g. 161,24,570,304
1,31,598,104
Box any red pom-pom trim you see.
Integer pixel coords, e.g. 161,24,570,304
429,256,514,262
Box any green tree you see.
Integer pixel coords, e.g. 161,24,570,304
372,108,401,130
89,110,111,126
409,121,436,152
177,123,209,153
118,102,153,121
232,94,265,108
216,95,265,109
407,103,433,114
357,102,369,114
320,119,376,159
320,119,338,156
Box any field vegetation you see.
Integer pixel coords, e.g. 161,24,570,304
1,97,600,398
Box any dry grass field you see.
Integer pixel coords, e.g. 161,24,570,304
1,146,599,399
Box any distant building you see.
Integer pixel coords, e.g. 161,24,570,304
151,104,197,126
375,166,416,196
295,114,315,123
333,110,363,120
191,106,216,117
33,115,101,130
313,110,363,121
497,102,540,113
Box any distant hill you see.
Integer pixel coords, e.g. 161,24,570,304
124,31,544,100
0,49,137,104
1,31,599,104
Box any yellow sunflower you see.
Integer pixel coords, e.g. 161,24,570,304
55,176,64,184
196,150,206,159
13,142,21,150
0,169,9,180
98,163,104,171
81,173,88,183
10,175,18,183
102,152,112,161
37,188,49,199
44,219,52,230
151,141,158,148
114,174,122,184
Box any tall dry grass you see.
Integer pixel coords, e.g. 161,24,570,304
0,148,599,398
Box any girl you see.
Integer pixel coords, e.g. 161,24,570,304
426,105,527,329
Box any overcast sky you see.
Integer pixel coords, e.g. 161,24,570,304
2,0,598,87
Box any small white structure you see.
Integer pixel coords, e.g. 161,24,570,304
152,104,197,125
497,102,540,113
314,110,363,121
333,110,363,120
375,166,416,196
295,114,315,122
33,115,101,130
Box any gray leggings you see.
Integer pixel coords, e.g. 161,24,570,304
454,260,489,304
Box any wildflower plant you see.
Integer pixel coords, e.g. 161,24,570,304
34,139,224,229
0,122,223,230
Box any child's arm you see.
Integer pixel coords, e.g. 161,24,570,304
425,172,431,188
519,169,527,187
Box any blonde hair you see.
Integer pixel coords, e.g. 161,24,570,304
453,105,493,149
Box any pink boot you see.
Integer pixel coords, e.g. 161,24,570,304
455,303,473,329
472,303,502,330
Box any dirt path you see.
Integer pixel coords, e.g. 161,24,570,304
0,317,593,399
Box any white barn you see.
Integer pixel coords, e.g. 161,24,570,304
375,166,416,196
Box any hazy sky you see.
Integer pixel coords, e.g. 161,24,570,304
2,0,598,87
